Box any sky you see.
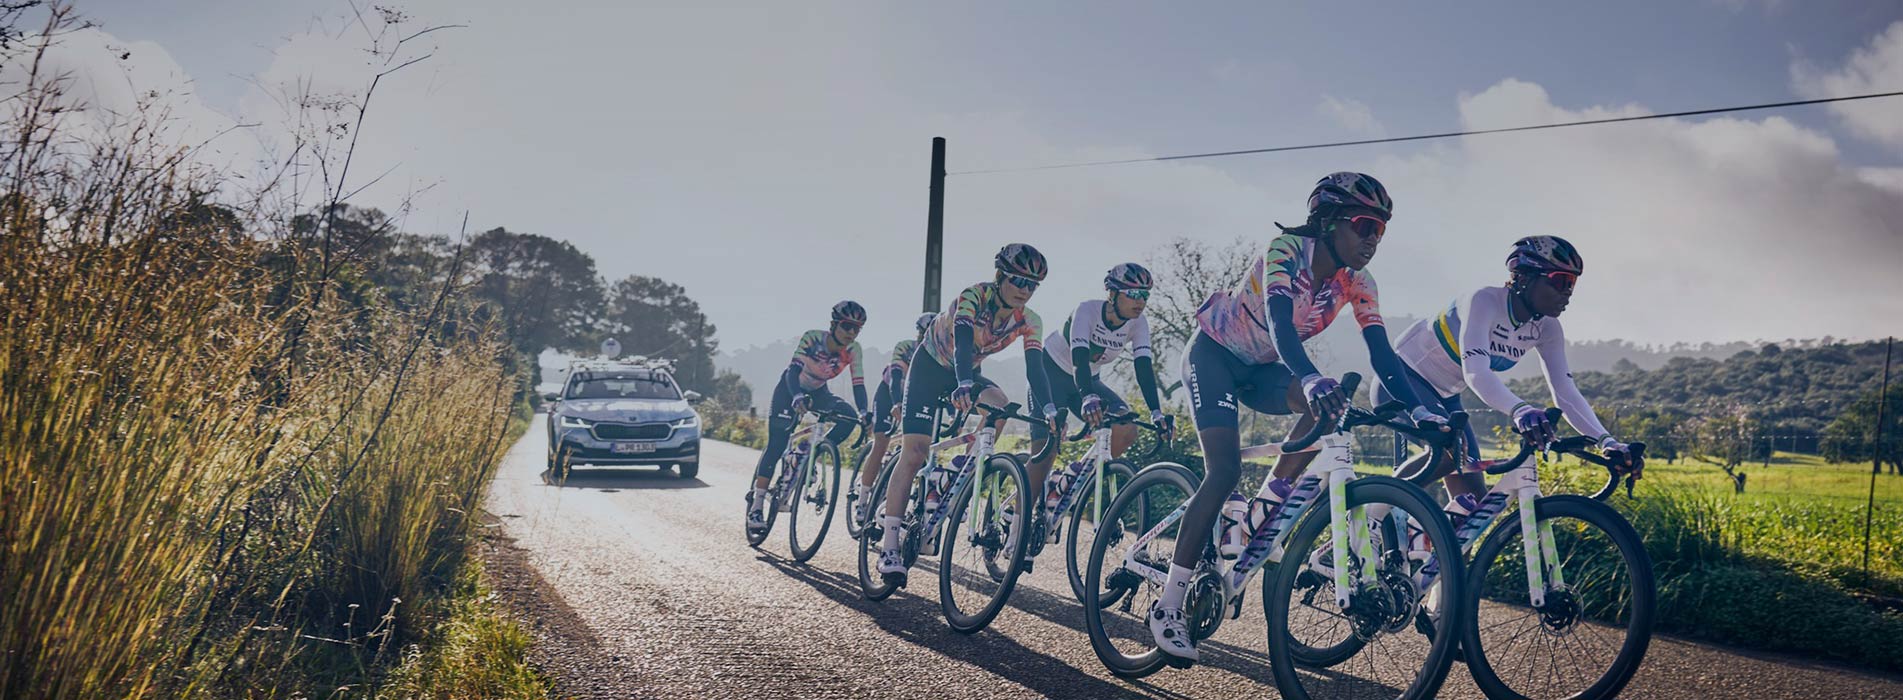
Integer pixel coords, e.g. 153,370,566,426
25,0,1903,353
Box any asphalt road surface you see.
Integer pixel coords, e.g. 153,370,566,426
486,417,1903,699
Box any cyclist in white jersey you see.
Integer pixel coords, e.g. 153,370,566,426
1384,236,1639,509
1024,264,1175,531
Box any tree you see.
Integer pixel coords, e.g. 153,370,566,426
602,275,720,392
1142,236,1254,399
466,227,603,355
1822,385,1903,474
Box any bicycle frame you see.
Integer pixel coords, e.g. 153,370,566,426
1042,426,1117,534
774,413,852,511
1122,429,1384,614
907,416,1002,554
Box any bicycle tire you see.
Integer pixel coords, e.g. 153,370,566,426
788,441,842,562
1065,459,1138,605
746,458,788,548
939,453,1032,634
1081,462,1200,679
856,457,903,600
1266,475,1465,700
1462,495,1654,700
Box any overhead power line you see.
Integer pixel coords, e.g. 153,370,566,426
951,89,1903,176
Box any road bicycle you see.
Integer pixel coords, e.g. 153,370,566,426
745,408,865,563
1391,409,1655,700
856,399,1055,634
1082,374,1468,700
1043,411,1167,605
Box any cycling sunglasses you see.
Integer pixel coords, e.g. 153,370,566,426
835,320,863,332
1118,288,1151,301
1539,270,1578,294
1333,214,1386,240
1004,274,1041,292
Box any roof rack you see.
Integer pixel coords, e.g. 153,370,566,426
563,356,676,374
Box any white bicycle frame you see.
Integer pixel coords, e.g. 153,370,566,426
1121,430,1386,611
775,414,841,512
1042,425,1120,533
1417,453,1563,607
907,412,1007,549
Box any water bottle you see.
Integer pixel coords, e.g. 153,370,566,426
1044,463,1074,512
1218,493,1249,558
925,455,966,515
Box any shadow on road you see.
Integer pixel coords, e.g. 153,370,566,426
540,467,709,490
759,552,1153,699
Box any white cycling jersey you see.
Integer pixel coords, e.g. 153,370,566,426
1044,299,1153,374
1393,285,1612,441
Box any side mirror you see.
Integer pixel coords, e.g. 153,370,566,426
683,390,703,403
541,392,561,403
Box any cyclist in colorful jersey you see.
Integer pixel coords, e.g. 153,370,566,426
874,244,1060,587
1385,236,1638,512
850,312,937,525
1155,172,1445,665
1025,263,1174,499
747,301,873,532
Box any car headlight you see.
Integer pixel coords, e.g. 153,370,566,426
558,415,595,429
670,415,699,429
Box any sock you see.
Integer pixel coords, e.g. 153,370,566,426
880,515,904,551
1160,563,1195,610
751,488,769,513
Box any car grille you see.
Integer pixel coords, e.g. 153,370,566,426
592,422,671,441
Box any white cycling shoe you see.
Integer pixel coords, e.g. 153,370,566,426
877,547,908,587
1148,601,1199,667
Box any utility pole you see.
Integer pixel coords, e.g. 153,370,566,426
923,137,946,313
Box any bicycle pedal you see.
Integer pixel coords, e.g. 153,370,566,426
1022,558,1035,574
883,571,908,589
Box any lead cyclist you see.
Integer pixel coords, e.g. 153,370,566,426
1381,235,1640,520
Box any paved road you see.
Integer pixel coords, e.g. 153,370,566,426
487,417,1903,698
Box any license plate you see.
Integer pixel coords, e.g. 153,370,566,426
611,442,656,454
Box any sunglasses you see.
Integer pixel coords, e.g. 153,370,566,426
1005,274,1041,292
1538,270,1578,294
835,320,863,332
1333,215,1386,240
1119,288,1151,301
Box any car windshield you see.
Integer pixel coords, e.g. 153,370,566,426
565,374,680,400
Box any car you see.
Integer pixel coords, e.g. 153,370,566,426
545,357,703,479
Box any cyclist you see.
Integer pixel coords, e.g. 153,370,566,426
1384,236,1638,516
1024,263,1173,532
747,301,873,533
876,243,1060,587
850,312,937,525
1157,172,1443,665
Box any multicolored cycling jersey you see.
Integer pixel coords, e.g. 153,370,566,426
788,329,865,392
1392,285,1611,440
1194,233,1384,365
921,282,1044,368
887,338,920,374
1045,299,1153,374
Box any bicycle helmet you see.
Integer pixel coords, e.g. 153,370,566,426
1307,171,1393,221
1506,236,1583,275
914,312,937,335
993,243,1049,282
831,300,867,325
1103,262,1154,292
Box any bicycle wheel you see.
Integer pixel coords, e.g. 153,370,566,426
856,460,904,601
1267,475,1465,700
1462,494,1654,700
938,453,1031,634
1081,462,1199,679
1065,459,1137,605
788,441,842,562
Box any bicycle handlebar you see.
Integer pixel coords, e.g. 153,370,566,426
1279,372,1363,453
945,400,1063,466
809,409,869,449
1063,411,1172,460
1547,435,1647,501
1481,407,1564,476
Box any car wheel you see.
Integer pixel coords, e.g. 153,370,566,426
677,462,700,479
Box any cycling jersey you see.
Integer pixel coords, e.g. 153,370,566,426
1045,299,1153,374
887,338,919,375
1195,233,1384,366
921,282,1044,368
788,329,865,392
1392,285,1612,440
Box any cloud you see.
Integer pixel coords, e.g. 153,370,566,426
1317,95,1385,137
0,28,259,176
1792,20,1903,151
1372,79,1903,344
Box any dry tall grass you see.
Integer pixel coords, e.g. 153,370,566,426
1,4,521,697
